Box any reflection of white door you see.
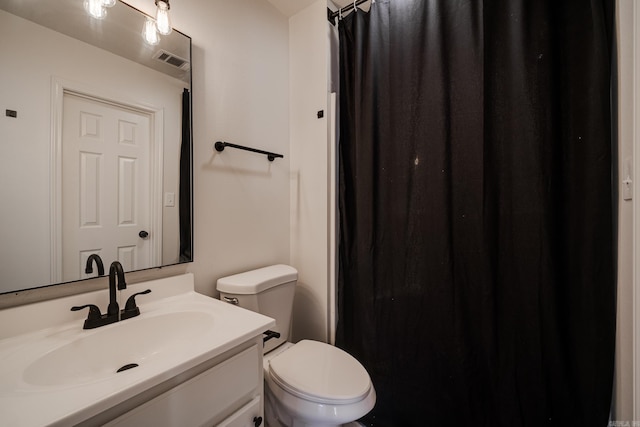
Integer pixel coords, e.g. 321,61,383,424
62,93,152,280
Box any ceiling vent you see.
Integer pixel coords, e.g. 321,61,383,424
153,50,190,71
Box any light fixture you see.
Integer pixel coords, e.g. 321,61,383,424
84,0,107,19
143,17,160,45
155,0,172,35
101,0,117,7
141,0,173,46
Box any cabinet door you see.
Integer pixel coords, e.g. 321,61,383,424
106,345,260,427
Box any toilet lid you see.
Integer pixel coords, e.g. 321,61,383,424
268,340,371,405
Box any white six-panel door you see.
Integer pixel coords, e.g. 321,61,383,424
61,93,152,280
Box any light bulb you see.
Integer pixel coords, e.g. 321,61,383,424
142,18,160,45
84,0,107,19
101,0,116,7
155,0,172,36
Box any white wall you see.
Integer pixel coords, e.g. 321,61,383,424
0,10,183,292
288,0,332,343
615,0,635,420
125,0,291,297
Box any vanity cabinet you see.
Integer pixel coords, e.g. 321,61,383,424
101,339,264,427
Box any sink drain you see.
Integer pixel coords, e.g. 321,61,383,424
117,363,139,373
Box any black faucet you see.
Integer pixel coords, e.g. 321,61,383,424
71,261,150,329
107,261,126,317
70,261,128,329
85,254,105,277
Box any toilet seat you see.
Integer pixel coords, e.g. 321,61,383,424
268,340,371,405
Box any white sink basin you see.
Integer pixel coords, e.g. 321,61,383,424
23,311,214,387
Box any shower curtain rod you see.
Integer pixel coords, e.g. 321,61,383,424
327,0,370,24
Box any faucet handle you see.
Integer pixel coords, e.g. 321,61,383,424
121,289,151,320
71,304,102,320
71,304,118,329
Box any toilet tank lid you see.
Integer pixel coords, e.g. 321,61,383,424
216,264,298,294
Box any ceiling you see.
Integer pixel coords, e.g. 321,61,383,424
266,0,356,17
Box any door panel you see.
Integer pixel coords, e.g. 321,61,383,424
62,93,152,280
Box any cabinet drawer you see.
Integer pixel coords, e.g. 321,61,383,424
217,395,262,427
106,344,260,427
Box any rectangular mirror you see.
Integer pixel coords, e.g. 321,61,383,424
0,0,192,294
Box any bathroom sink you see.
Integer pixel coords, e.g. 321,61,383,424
0,273,275,426
23,311,214,387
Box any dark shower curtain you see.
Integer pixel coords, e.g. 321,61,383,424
336,1,615,426
179,88,192,262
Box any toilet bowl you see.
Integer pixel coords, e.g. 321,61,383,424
263,341,376,427
217,265,375,427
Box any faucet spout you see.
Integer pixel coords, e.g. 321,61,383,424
108,261,127,317
85,254,104,277
110,261,127,290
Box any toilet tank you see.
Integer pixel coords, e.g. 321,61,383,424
216,265,297,353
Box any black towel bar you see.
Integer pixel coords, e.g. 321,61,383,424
215,141,283,162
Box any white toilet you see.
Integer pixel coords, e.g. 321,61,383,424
217,265,376,427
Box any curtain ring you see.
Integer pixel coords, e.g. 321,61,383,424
353,0,357,12
339,7,343,20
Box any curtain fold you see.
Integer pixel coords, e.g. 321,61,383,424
336,1,615,425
